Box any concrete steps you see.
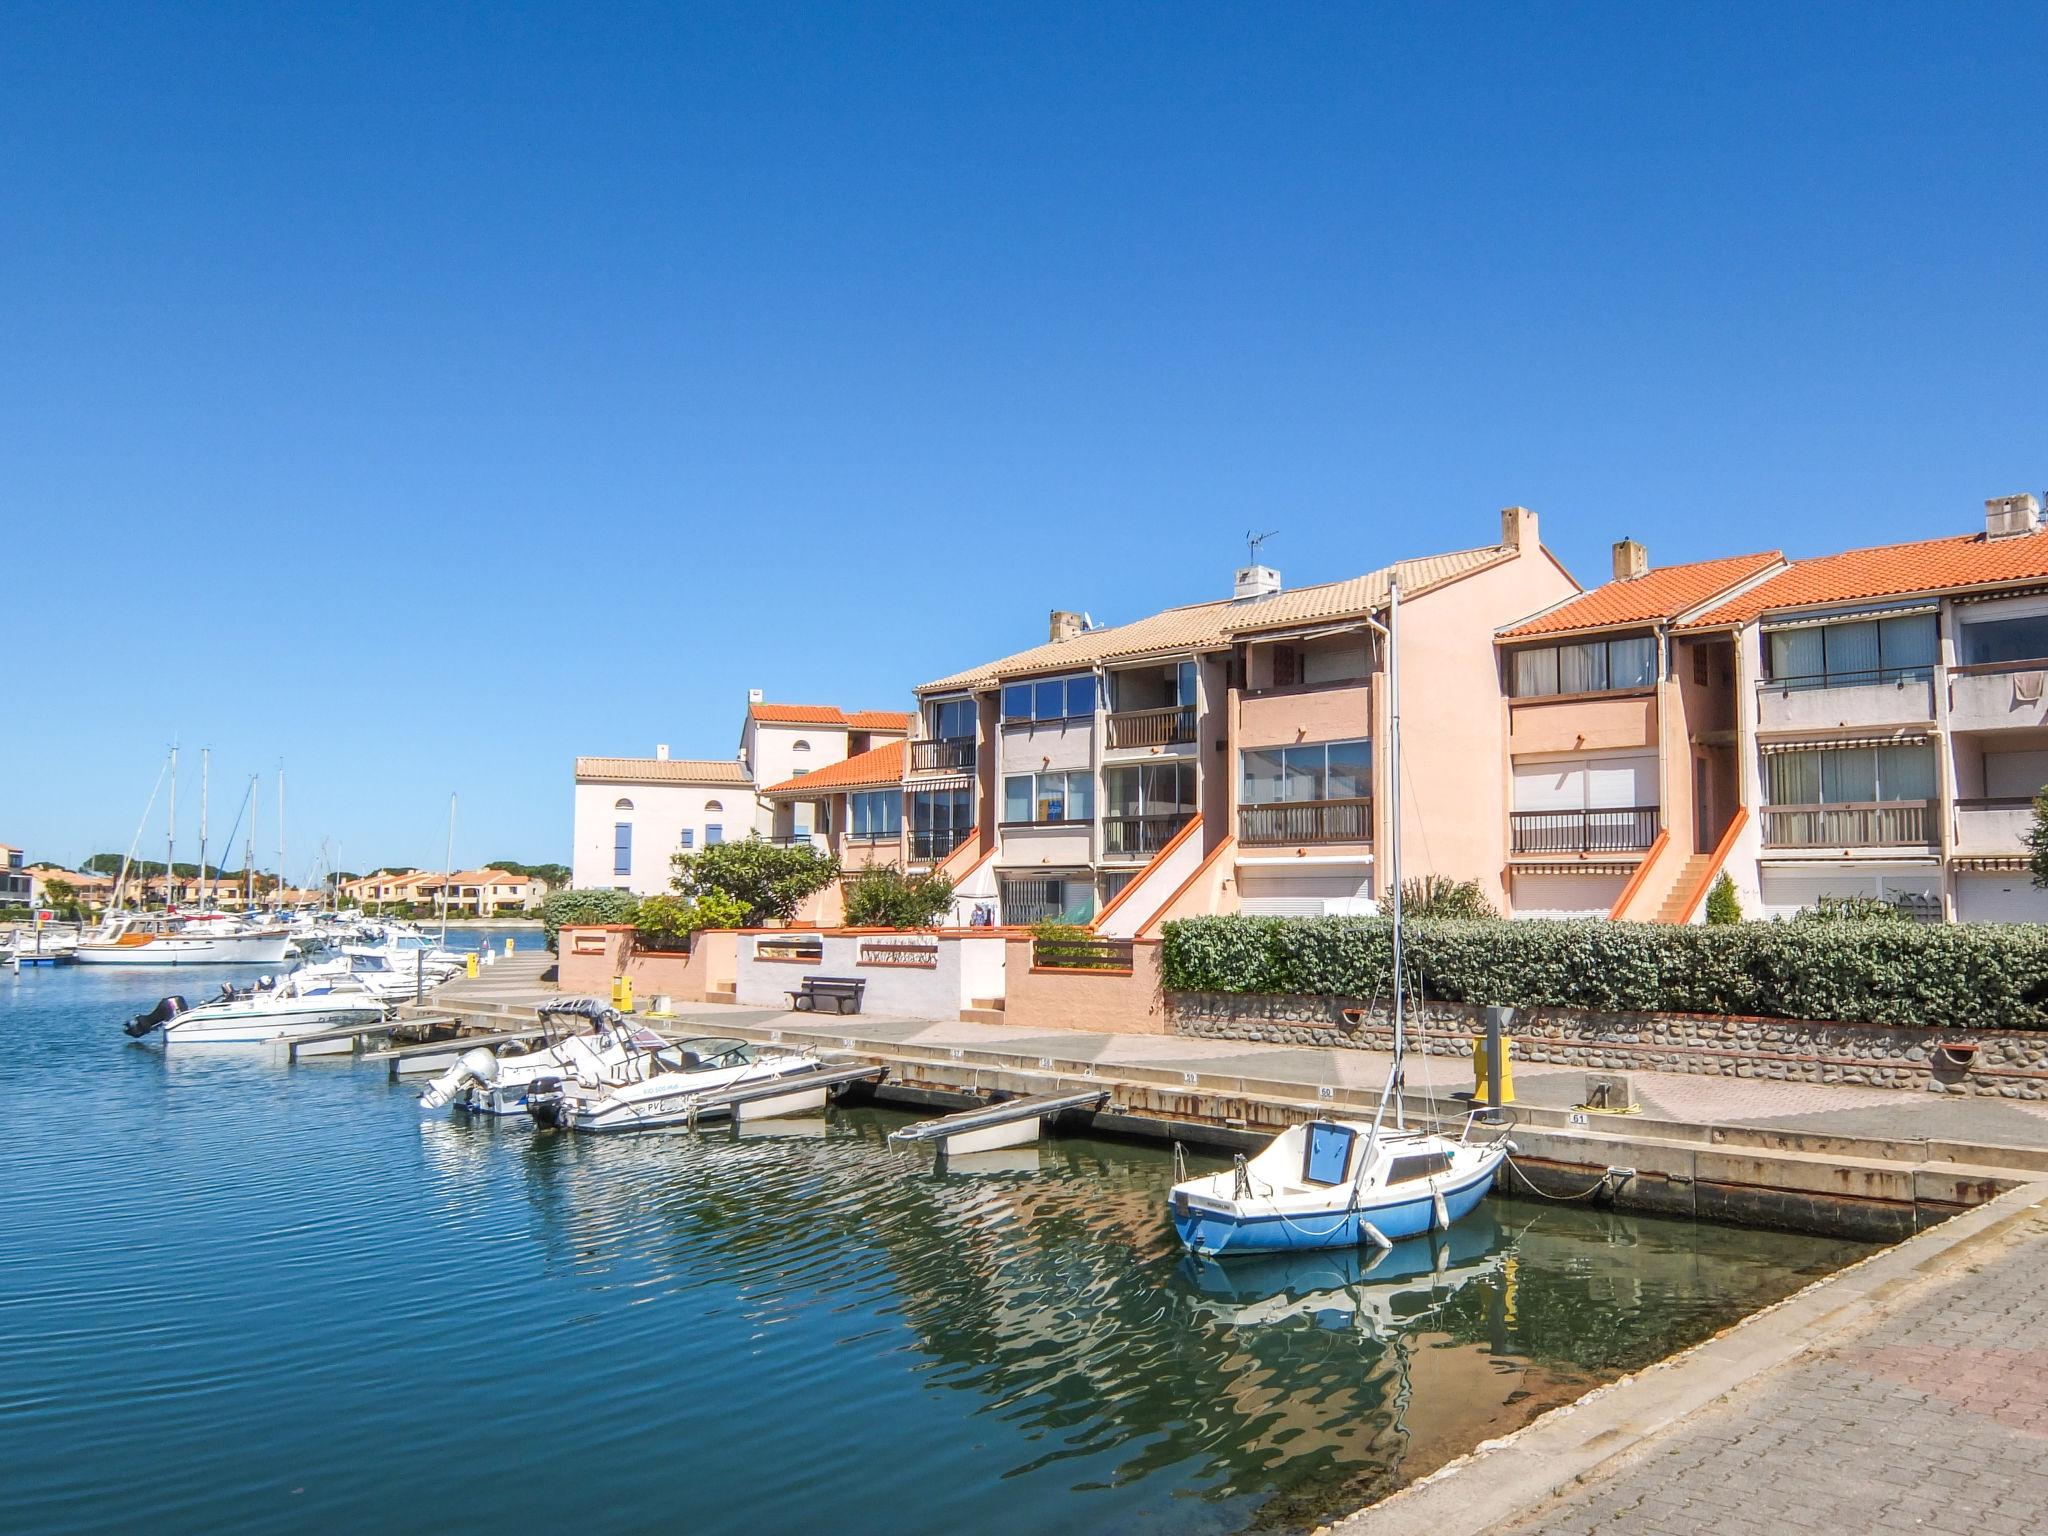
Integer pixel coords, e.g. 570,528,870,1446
960,998,1006,1026
705,983,736,1005
1653,853,1715,923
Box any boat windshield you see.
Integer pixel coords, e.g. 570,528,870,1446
661,1037,753,1071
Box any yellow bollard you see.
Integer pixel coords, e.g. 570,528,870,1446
1471,1034,1516,1104
505,937,516,955
465,952,479,978
618,974,635,1013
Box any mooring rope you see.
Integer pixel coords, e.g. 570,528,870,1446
1502,1154,1615,1202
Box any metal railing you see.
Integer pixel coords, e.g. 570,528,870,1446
1105,705,1196,749
910,737,976,773
1762,799,1937,848
908,828,968,862
1237,796,1372,845
1101,812,1194,858
1031,934,1134,971
1509,805,1658,854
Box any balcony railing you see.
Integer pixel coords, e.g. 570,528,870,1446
1237,797,1372,846
1105,705,1197,749
1510,805,1658,855
908,828,969,862
1031,933,1134,971
1101,812,1194,858
1762,800,1938,849
910,737,976,773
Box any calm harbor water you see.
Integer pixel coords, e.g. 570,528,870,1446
2,941,1873,1536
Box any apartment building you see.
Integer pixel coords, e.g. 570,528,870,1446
907,507,1577,929
1,846,32,909
571,696,910,896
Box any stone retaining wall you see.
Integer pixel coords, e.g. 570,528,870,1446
1168,991,2048,1099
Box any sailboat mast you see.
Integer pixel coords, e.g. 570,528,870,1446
247,775,258,910
277,768,286,914
166,745,178,912
198,748,210,913
1387,576,1405,1132
440,793,456,945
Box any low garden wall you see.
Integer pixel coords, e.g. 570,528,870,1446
1168,992,2048,1098
1002,936,1167,1035
556,926,737,1005
732,928,1008,1017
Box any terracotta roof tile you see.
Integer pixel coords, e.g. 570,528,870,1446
761,739,905,797
1681,529,2048,628
1500,552,1783,638
747,703,911,728
845,710,912,732
574,756,753,786
919,544,1515,692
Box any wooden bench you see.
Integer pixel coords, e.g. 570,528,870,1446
787,975,866,1015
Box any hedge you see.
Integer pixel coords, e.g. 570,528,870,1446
539,888,640,950
1158,915,2048,1031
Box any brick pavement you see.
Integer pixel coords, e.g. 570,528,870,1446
1491,1201,2048,1536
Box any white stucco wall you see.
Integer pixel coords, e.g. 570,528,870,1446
734,932,989,1017
572,778,754,896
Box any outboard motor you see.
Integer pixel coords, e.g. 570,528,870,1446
524,1076,571,1130
418,1046,503,1112
125,996,189,1039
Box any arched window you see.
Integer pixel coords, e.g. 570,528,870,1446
704,799,723,812
792,740,811,752
614,798,634,812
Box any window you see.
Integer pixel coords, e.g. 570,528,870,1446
1104,761,1197,818
1962,613,2048,667
1764,743,1937,807
1002,673,1095,723
1239,738,1371,805
793,740,811,752
910,787,973,858
705,825,723,846
1765,614,1936,689
679,829,694,849
613,797,634,811
1509,635,1656,697
1302,1123,1356,1186
851,789,903,838
612,823,632,876
1003,771,1094,824
704,799,723,812
792,768,809,777
927,696,975,741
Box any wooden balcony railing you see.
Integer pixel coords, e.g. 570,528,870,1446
1237,797,1372,846
1031,934,1134,971
1105,705,1197,749
1762,800,1937,849
1510,805,1658,855
910,737,976,773
1101,812,1194,858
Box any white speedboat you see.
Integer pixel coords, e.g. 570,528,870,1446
525,1035,829,1134
293,951,446,1004
419,999,643,1116
124,971,388,1045
75,912,294,967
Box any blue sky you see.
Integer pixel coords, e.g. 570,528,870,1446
5,3,2044,877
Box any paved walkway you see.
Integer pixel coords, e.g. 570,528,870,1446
1342,1184,2048,1536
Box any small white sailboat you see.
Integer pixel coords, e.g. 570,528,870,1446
1167,574,1514,1258
124,971,387,1045
524,1034,829,1134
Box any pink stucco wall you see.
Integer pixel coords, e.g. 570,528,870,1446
1002,935,1166,1034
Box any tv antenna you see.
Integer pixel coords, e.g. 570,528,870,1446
1246,529,1278,564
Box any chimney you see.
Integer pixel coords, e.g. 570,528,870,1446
747,687,764,704
1612,538,1649,582
1985,493,2043,540
655,744,669,761
1501,505,1537,550
1232,565,1281,601
1049,609,1085,642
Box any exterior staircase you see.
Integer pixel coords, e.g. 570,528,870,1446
1652,854,1717,923
960,997,1006,1026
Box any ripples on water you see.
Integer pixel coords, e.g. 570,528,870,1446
1,952,1872,1536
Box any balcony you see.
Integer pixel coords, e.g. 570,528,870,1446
1237,680,1370,751
1507,692,1656,755
908,828,969,862
1510,805,1658,856
1949,662,2048,733
1762,800,1938,850
1954,797,2034,853
1238,797,1372,846
1105,705,1196,750
1755,672,1935,733
1101,812,1195,859
911,737,977,774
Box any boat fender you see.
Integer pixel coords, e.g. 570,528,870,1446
125,996,189,1039
1431,1190,1450,1232
1360,1222,1393,1252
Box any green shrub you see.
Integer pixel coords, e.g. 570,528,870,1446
670,839,840,926
841,865,956,929
1705,873,1741,925
539,887,640,950
631,890,748,952
1400,875,1500,920
1158,914,2048,1031
1030,921,1127,970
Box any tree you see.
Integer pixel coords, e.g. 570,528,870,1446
632,891,749,951
670,838,839,926
2027,787,2048,891
840,865,956,929
1705,872,1741,925
488,859,571,887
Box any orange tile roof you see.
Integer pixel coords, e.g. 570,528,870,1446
748,703,911,729
761,739,905,797
1681,529,2048,628
1500,552,1783,638
575,756,753,785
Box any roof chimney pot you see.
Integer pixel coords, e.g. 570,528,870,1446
1049,610,1084,642
1612,538,1649,582
1501,506,1537,550
1985,493,2042,540
1232,565,1281,601
656,744,669,761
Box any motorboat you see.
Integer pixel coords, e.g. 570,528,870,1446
1166,573,1513,1258
1,927,78,965
419,999,645,1116
525,1034,829,1134
124,970,388,1045
74,912,294,967
293,951,446,1005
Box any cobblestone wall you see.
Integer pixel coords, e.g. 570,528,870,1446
1168,991,2048,1098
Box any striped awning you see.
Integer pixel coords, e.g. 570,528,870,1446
1757,730,1933,754
906,774,974,793
1510,859,1640,876
1952,855,2030,872
1760,603,1938,632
